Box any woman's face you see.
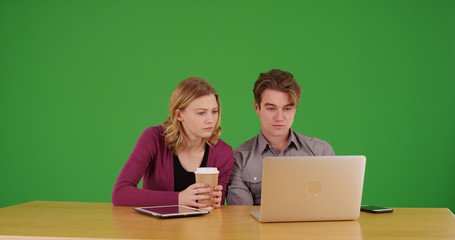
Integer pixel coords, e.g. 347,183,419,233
177,94,219,141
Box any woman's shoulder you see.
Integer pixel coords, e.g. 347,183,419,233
211,138,233,153
138,125,166,143
143,125,165,134
209,139,233,168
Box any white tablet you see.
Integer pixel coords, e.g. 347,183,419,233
134,205,210,219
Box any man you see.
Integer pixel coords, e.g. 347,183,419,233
227,69,335,205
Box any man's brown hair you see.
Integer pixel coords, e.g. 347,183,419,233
253,69,302,108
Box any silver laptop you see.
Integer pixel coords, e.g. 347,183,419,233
250,156,366,222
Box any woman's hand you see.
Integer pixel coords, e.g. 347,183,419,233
178,183,212,208
211,185,223,209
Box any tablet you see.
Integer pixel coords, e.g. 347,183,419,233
134,205,210,219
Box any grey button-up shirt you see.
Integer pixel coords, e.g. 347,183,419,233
226,129,335,205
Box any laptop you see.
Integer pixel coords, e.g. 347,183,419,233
250,155,366,222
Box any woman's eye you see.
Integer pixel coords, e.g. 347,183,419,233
198,112,205,115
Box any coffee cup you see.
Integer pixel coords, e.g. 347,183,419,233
195,167,219,209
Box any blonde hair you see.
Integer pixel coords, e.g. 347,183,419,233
162,77,222,154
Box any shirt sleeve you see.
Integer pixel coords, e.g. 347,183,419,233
226,151,254,205
111,127,178,206
324,143,335,156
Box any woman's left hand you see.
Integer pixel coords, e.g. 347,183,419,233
211,185,223,209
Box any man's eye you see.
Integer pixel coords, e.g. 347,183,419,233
267,108,275,111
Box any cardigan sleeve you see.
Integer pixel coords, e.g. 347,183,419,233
112,126,179,206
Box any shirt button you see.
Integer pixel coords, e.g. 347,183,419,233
253,177,257,181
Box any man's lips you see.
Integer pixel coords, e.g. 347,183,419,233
272,124,285,128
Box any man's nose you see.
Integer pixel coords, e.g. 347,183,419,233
274,109,284,121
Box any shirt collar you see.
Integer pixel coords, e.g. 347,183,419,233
287,129,300,151
257,131,269,153
258,129,299,154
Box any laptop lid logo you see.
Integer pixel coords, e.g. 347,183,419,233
305,181,322,197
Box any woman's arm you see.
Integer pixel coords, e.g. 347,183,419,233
213,141,234,204
112,127,179,206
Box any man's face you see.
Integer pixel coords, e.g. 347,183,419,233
254,89,296,140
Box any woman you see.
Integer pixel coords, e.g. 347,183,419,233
112,77,233,208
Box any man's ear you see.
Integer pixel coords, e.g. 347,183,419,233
254,101,260,115
175,109,183,122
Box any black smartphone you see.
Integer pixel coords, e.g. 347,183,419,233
360,205,394,213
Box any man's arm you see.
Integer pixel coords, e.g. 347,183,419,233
226,153,254,205
324,144,335,156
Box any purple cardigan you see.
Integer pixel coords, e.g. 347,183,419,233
112,125,234,206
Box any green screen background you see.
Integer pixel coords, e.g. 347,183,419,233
1,0,454,211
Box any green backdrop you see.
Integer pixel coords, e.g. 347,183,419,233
1,0,454,212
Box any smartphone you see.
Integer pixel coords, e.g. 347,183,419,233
134,205,210,219
361,205,394,213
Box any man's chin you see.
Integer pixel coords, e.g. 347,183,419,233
269,129,290,137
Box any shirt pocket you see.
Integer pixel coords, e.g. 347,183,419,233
241,170,262,202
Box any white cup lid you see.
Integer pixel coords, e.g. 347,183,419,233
195,167,219,174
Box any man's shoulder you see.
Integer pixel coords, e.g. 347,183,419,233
295,131,329,145
234,135,258,153
293,130,334,155
231,134,261,167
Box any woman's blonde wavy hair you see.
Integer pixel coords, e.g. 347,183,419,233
162,77,222,155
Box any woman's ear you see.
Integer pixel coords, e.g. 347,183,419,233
175,109,183,122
